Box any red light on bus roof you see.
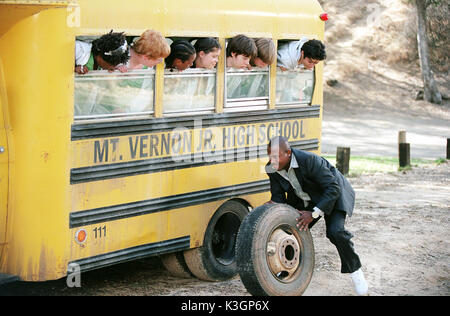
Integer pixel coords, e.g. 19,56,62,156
320,13,328,21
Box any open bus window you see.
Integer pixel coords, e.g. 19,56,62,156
275,39,316,106
162,37,216,115
224,36,270,111
275,68,314,105
163,68,216,114
74,69,155,119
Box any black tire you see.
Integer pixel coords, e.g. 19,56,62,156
160,251,193,278
236,203,315,296
184,200,249,281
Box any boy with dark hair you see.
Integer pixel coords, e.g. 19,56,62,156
302,39,326,61
226,34,257,69
277,38,326,70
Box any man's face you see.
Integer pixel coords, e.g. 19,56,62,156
268,146,291,171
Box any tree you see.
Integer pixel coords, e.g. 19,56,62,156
414,0,442,104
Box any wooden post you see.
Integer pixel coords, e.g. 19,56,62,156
336,147,350,175
399,143,410,168
398,131,406,144
398,131,410,168
447,138,450,160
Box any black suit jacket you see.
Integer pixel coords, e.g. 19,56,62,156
266,148,355,216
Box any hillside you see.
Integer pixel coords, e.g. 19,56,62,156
318,0,450,158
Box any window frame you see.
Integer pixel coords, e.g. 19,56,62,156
224,67,271,112
73,68,156,121
222,37,272,112
274,67,316,108
162,67,217,116
73,36,319,123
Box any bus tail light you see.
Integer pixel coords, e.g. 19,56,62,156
75,229,87,244
320,13,328,21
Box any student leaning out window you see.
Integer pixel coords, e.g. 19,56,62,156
75,30,130,74
277,38,326,71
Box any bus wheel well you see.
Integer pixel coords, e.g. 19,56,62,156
228,198,252,211
183,199,249,281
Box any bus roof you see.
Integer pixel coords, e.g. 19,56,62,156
76,0,325,39
0,0,75,36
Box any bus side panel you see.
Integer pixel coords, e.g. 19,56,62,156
0,58,9,259
0,7,73,281
312,63,324,155
67,111,321,264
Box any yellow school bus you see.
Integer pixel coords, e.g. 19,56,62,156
0,0,325,284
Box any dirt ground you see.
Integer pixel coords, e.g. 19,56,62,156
0,161,448,296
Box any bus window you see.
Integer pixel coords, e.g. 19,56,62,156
275,68,315,106
162,37,216,115
275,39,319,106
163,68,216,114
224,36,269,111
74,69,155,119
225,68,269,108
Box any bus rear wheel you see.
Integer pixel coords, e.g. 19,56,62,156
160,251,193,278
184,200,249,281
236,203,315,296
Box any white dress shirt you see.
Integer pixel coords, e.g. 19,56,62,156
277,154,324,217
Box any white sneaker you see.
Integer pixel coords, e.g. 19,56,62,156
350,268,369,296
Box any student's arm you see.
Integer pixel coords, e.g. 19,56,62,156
74,65,89,74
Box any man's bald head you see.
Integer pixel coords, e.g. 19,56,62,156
267,136,292,171
268,136,291,153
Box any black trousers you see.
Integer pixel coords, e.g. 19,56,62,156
308,208,362,274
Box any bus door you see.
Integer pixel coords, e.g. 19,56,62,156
0,58,8,250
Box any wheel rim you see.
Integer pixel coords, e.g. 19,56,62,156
211,212,241,266
266,226,302,282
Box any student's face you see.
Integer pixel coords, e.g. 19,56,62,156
253,57,269,68
174,53,196,71
95,55,116,72
299,51,320,69
228,52,251,69
268,146,291,171
143,56,164,68
196,49,220,69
